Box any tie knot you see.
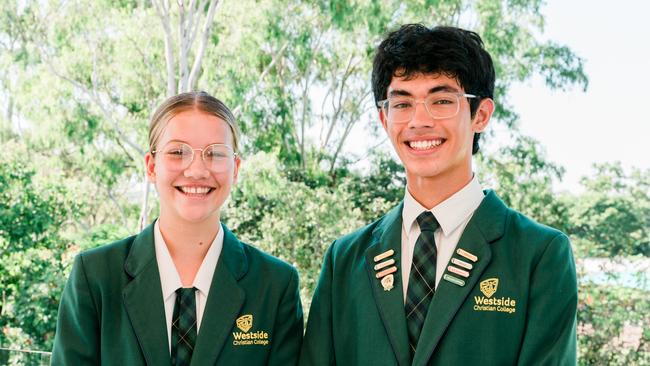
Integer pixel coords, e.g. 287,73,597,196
176,287,196,298
416,211,439,232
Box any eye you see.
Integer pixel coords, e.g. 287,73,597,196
430,93,457,105
163,144,191,158
389,99,413,109
431,98,454,105
206,151,228,159
205,146,230,159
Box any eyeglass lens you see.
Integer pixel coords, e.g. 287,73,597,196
158,143,234,172
384,92,463,122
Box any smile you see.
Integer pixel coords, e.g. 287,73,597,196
175,186,215,196
407,139,445,150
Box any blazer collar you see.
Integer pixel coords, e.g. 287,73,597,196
122,222,249,366
122,222,171,365
364,202,411,366
412,190,508,366
190,224,248,366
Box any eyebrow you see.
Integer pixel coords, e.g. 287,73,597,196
387,84,461,98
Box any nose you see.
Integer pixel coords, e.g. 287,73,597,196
184,150,210,179
408,101,435,128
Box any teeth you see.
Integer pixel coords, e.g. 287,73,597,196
409,139,442,150
180,186,211,194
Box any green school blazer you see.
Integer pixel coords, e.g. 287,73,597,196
300,190,577,366
51,222,303,366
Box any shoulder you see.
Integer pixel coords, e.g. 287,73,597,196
78,235,136,262
326,205,399,263
329,218,381,253
505,208,566,241
498,200,573,264
239,241,298,280
72,234,139,282
480,190,568,245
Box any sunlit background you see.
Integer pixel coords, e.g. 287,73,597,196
0,0,648,364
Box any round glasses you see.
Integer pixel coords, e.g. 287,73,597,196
152,142,237,173
377,92,478,123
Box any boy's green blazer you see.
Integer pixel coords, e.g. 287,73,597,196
51,222,303,366
300,190,577,366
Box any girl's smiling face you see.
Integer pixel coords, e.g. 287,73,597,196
146,108,240,225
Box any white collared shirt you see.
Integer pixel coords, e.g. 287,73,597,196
154,220,224,352
401,176,484,301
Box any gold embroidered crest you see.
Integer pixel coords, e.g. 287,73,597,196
480,278,499,298
236,314,253,333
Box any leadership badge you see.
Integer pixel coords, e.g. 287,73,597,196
381,274,394,291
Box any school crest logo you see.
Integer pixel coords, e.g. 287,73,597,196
232,314,270,346
236,314,253,333
480,278,499,298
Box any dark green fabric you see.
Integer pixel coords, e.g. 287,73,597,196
405,211,439,357
299,190,577,366
51,222,303,366
171,287,197,366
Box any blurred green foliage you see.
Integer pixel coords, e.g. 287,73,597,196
0,0,647,364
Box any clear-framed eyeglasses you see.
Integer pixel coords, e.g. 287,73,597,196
377,92,478,123
152,142,237,173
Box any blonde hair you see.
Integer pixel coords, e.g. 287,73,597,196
148,91,241,154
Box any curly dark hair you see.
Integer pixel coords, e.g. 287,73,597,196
372,24,495,154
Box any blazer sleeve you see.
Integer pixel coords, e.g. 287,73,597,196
299,243,336,366
268,265,304,366
517,234,578,366
50,254,100,366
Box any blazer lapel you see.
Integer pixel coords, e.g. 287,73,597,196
122,222,171,366
413,190,507,366
190,224,247,366
364,202,411,366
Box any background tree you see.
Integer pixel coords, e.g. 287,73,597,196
566,162,650,257
1,0,647,364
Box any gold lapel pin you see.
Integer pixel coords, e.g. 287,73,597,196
456,248,478,262
381,274,394,291
374,258,395,271
374,250,397,291
375,266,397,279
451,257,473,270
447,265,470,278
443,273,466,287
374,249,394,263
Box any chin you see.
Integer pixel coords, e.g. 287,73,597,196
403,161,444,178
175,210,219,224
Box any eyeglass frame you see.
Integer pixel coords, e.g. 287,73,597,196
376,92,480,123
151,142,239,172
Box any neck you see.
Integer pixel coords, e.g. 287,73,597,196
158,214,221,261
406,166,473,210
158,214,221,287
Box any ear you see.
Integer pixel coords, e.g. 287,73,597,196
378,107,388,133
232,155,242,184
145,152,156,183
471,98,495,133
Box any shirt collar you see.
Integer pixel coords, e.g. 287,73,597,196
402,175,484,236
154,220,224,300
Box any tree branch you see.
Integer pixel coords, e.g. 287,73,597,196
153,0,177,96
188,0,220,90
231,41,289,117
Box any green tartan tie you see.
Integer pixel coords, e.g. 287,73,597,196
171,287,197,366
405,211,439,358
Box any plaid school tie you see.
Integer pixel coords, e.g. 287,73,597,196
171,287,197,366
405,211,439,357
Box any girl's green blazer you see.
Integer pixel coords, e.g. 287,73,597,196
51,222,303,365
